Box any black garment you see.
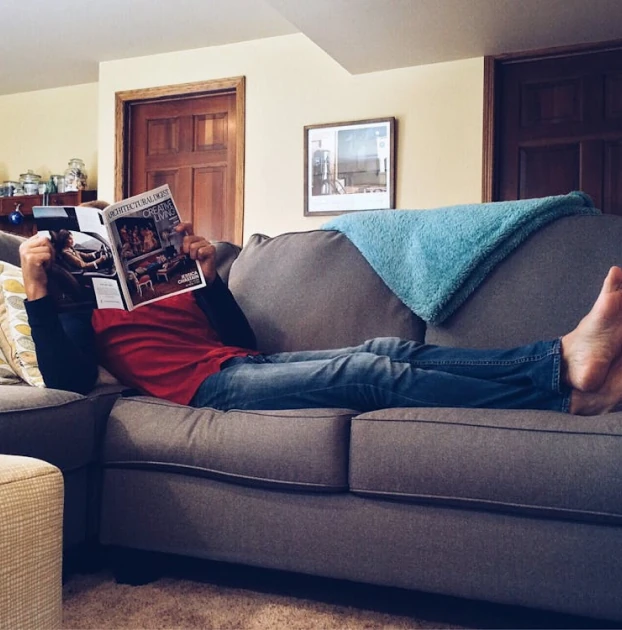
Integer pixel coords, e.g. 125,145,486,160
25,274,256,395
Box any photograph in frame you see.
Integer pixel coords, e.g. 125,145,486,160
304,117,396,216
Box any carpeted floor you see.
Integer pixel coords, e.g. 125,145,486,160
60,557,617,630
62,570,455,629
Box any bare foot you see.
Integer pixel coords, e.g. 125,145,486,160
570,354,622,415
561,266,622,392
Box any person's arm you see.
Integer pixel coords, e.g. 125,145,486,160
25,297,99,394
61,248,100,270
20,235,98,394
176,222,256,350
193,275,257,350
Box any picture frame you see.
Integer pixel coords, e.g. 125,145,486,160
304,117,396,216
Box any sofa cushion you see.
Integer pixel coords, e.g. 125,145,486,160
228,230,425,354
102,396,353,491
0,345,20,384
426,214,622,348
0,231,24,268
0,385,96,471
349,406,622,525
213,241,241,285
0,261,44,386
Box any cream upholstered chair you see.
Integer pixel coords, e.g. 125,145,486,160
0,455,63,630
127,270,154,296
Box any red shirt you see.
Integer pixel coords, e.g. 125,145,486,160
92,292,254,404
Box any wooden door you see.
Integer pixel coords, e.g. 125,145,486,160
487,44,622,215
118,79,245,244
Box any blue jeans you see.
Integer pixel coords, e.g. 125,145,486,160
190,337,571,413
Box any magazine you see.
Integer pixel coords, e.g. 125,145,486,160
33,185,206,311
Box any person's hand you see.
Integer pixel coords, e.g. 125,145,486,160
175,223,217,285
18,235,54,300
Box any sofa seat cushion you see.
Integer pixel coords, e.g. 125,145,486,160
0,385,96,471
350,407,622,525
103,397,353,491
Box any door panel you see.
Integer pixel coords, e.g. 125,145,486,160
193,166,228,241
146,170,179,193
146,118,180,155
195,113,228,151
520,78,582,128
578,141,605,210
494,45,622,213
518,144,580,199
604,140,622,216
128,91,239,242
605,73,622,120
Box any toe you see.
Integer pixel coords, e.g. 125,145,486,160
603,266,622,293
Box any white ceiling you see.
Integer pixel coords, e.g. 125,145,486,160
268,0,622,73
2,0,622,97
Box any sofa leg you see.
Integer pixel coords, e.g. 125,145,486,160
109,547,163,585
63,538,104,581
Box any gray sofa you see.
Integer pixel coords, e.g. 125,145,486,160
2,214,622,622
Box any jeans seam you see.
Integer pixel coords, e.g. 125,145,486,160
552,337,571,412
407,354,553,367
552,338,560,394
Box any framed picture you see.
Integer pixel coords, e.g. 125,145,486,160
304,117,396,216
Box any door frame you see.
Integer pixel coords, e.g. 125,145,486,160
114,76,245,242
481,39,622,203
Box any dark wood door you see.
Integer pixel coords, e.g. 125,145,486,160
494,46,622,215
128,92,239,242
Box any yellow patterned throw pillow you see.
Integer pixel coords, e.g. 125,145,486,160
0,343,20,384
0,261,44,387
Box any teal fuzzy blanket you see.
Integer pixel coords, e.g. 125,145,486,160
321,191,600,324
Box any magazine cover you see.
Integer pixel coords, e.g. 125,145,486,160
34,185,206,312
33,205,124,311
102,185,206,310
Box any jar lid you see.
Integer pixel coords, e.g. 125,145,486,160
19,169,41,181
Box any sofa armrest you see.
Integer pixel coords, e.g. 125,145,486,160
0,455,63,630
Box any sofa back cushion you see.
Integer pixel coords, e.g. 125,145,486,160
426,214,622,348
213,241,241,284
0,231,24,268
228,230,425,353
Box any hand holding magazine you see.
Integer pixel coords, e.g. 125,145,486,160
33,185,206,311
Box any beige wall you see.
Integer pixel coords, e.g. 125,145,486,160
0,83,99,189
0,35,483,241
99,34,484,241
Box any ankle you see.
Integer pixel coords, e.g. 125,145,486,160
559,334,572,388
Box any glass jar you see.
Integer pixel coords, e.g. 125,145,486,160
51,174,66,193
0,181,19,197
19,170,42,195
64,158,88,191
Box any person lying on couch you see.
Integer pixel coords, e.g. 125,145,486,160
19,220,622,417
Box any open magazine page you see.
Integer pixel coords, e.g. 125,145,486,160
33,206,125,312
102,185,206,310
